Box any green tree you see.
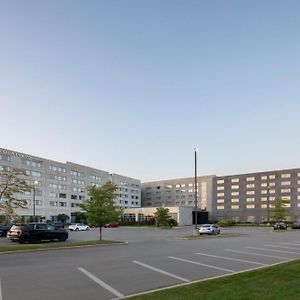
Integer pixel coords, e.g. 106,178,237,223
57,213,70,224
153,207,171,227
0,168,30,222
80,182,121,240
71,211,87,224
273,197,289,221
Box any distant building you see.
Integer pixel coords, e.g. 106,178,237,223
213,168,300,223
141,175,215,212
0,147,141,222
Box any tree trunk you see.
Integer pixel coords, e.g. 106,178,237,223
99,226,102,240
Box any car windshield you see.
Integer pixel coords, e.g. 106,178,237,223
201,225,211,228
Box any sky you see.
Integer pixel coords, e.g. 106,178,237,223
1,0,300,182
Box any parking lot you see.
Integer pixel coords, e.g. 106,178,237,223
1,226,300,300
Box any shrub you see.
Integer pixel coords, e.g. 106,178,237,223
168,218,178,227
217,219,236,227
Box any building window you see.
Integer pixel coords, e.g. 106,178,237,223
261,176,267,180
281,174,291,178
281,181,291,186
246,177,255,181
231,178,239,183
261,183,267,187
261,197,267,202
246,204,255,209
247,191,255,195
269,174,275,179
246,198,255,202
281,188,291,193
231,185,239,190
231,198,239,203
217,199,224,203
231,205,239,209
217,193,224,197
282,196,291,201
217,186,224,190
217,205,224,210
231,192,239,196
246,184,255,188
217,179,224,184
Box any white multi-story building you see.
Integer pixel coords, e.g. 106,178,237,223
0,147,141,222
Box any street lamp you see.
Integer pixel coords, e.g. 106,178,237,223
193,148,199,236
32,181,39,221
267,185,270,225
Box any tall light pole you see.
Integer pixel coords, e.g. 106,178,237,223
193,148,199,236
267,185,270,225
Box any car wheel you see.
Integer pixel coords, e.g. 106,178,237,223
75,228,79,231
59,234,67,242
86,227,90,231
29,236,39,244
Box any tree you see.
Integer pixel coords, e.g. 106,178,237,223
71,211,87,224
0,168,30,222
273,197,289,221
57,213,70,224
80,182,122,240
153,207,171,227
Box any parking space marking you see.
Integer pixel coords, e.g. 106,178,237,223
246,247,300,255
78,267,124,298
264,244,300,250
280,242,300,246
195,252,267,266
132,260,190,283
225,249,292,260
168,256,234,273
0,278,2,300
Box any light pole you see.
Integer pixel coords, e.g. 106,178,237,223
193,148,199,236
267,185,270,225
32,181,38,221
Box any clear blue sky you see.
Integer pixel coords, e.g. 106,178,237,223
1,0,300,182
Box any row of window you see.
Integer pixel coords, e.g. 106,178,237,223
217,187,300,195
217,203,298,210
217,173,300,185
217,195,294,203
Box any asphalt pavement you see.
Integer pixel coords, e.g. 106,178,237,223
1,226,300,300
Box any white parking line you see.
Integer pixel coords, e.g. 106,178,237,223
78,267,124,298
280,242,300,246
195,252,267,266
225,249,292,260
133,261,190,283
168,256,234,273
264,244,300,250
0,278,2,300
246,247,300,255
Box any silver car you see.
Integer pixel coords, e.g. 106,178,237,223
199,224,220,235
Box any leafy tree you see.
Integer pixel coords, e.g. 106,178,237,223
71,211,87,224
273,197,289,221
80,182,121,240
57,213,70,224
153,207,171,227
0,168,30,222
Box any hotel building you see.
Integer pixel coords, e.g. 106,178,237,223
0,147,141,222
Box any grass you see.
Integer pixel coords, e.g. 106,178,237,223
125,259,300,300
0,239,123,253
176,233,245,240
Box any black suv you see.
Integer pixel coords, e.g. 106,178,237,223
7,223,68,243
0,224,12,237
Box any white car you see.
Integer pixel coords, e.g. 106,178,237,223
199,224,220,235
68,223,90,231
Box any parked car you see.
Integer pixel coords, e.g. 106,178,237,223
199,224,220,235
68,223,90,231
291,221,300,229
7,223,68,243
273,222,287,230
0,224,12,237
104,222,119,228
51,222,65,229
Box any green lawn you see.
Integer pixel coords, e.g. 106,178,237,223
126,259,300,300
0,239,123,253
